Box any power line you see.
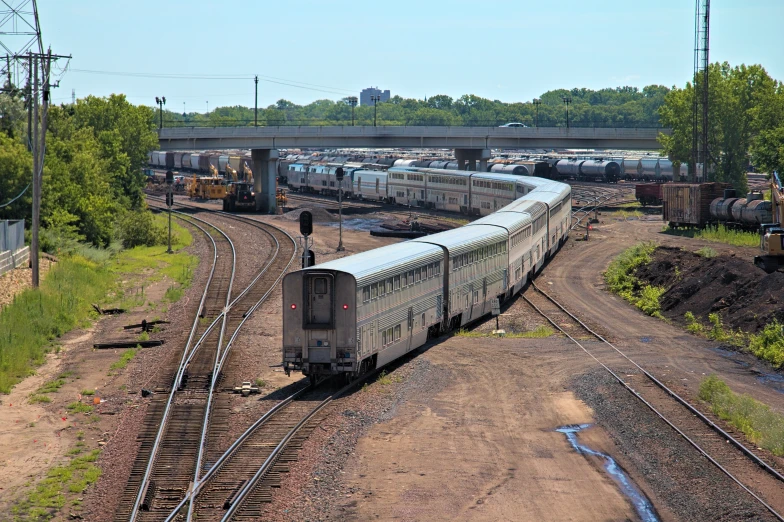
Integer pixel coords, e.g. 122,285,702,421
67,68,355,96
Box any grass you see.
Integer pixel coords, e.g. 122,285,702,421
696,246,718,258
603,242,665,318
110,348,138,371
685,313,784,368
455,325,555,338
255,378,266,387
699,375,784,456
12,450,102,519
37,378,67,394
0,257,114,394
663,224,760,248
80,389,95,396
66,401,93,414
28,394,52,404
376,370,403,385
612,209,643,219
0,216,195,395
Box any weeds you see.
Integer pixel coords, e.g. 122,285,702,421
28,394,52,404
37,378,66,394
603,243,664,318
67,402,93,414
80,389,95,396
699,375,784,456
663,224,759,248
696,246,718,258
13,450,102,519
377,370,402,385
138,331,150,342
747,320,784,368
255,378,266,387
110,348,137,371
685,313,784,368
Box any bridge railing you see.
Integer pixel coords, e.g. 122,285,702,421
158,119,667,130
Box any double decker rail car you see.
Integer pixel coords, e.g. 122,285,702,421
282,172,571,380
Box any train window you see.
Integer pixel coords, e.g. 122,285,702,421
435,263,440,275
379,282,386,297
421,313,426,329
408,270,415,284
394,275,400,290
415,269,421,282
394,325,401,341
382,330,387,345
300,177,305,183
386,279,393,294
371,284,378,299
427,264,433,278
314,278,327,295
363,286,370,302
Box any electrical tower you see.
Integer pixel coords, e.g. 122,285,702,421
691,0,710,182
0,0,42,89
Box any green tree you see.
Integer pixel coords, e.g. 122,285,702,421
0,132,32,220
659,63,780,192
405,107,458,126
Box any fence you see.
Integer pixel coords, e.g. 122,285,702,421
0,220,28,276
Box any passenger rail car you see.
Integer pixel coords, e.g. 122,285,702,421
282,172,572,379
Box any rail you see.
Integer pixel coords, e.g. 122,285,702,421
523,281,784,521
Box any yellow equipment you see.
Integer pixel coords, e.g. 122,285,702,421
187,164,227,200
754,172,784,273
243,162,253,184
276,188,287,207
226,164,238,182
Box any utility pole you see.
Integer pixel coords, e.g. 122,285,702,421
533,98,541,128
71,88,75,104
26,52,32,151
254,75,259,127
562,96,572,129
347,96,357,126
371,94,380,126
31,54,39,287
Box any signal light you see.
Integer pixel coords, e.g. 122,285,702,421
291,304,297,310
342,304,349,310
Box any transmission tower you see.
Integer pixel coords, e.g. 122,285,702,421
0,0,42,89
691,0,710,182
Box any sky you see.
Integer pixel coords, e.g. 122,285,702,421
25,0,784,112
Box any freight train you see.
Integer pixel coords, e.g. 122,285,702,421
282,170,571,380
150,150,697,186
662,184,773,229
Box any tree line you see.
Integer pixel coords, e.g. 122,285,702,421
659,62,784,192
158,86,671,128
0,92,160,248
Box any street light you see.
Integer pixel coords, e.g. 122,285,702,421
533,98,541,128
155,96,166,129
371,94,381,126
562,96,572,129
336,167,345,252
347,96,358,126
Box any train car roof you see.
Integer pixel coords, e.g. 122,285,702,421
413,224,508,257
497,198,548,217
467,211,532,234
302,241,442,286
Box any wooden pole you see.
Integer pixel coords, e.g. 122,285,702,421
31,54,39,287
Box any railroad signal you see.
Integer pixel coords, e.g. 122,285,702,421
299,210,313,236
335,167,344,182
166,192,173,206
302,249,315,269
165,170,174,185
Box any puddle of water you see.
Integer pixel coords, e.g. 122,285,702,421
556,424,659,522
324,218,383,232
709,347,784,393
640,337,652,343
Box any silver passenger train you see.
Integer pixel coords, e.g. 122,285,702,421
282,170,571,379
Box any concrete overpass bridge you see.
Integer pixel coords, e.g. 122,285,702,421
157,125,669,212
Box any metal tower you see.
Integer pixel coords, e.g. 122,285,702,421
0,0,42,89
691,0,710,182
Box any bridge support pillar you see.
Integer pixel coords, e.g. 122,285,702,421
252,149,279,213
455,148,491,172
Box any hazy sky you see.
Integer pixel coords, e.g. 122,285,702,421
34,0,784,111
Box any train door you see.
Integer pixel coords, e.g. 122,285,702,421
406,307,413,351
356,176,362,198
306,274,333,327
375,178,380,197
482,278,487,314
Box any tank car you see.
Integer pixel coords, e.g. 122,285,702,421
639,158,660,181
621,157,641,179
554,159,583,179
579,160,620,182
489,164,531,176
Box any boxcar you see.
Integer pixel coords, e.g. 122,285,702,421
662,183,730,227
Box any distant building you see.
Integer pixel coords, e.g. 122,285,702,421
360,87,391,106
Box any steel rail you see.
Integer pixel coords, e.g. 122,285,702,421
147,196,299,522
128,212,234,522
161,385,313,522
523,282,784,521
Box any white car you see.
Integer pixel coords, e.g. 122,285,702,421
500,122,528,128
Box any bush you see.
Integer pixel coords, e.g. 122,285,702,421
696,247,717,258
116,210,168,249
748,320,784,368
604,243,664,318
685,312,704,334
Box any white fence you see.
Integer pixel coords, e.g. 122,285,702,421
0,246,30,276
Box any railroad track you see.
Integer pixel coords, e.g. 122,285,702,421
522,282,784,521
116,199,297,522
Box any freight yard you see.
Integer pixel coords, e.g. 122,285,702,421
2,2,784,521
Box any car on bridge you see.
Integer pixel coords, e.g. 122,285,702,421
499,122,528,128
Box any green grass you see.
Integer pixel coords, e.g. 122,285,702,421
748,320,784,368
37,378,67,394
603,242,665,318
699,375,784,456
686,313,784,368
0,257,114,394
12,450,102,519
376,370,402,385
663,224,760,248
110,348,137,371
612,209,643,219
0,216,196,395
696,246,718,258
255,378,266,387
28,394,52,404
454,325,555,338
80,389,95,396
66,401,93,414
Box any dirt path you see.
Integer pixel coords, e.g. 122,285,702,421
338,338,643,521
